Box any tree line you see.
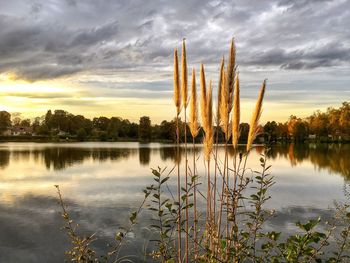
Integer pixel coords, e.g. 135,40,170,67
0,101,349,142
264,102,350,142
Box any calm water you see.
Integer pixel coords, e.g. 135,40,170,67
0,142,349,262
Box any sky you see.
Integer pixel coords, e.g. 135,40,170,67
0,0,349,124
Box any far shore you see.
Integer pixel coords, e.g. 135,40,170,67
0,135,349,144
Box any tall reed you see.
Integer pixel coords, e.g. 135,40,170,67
181,39,190,263
173,47,182,263
246,79,266,152
203,79,214,249
213,57,225,229
232,74,240,151
188,67,199,260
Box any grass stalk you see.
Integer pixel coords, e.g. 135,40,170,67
181,39,189,263
174,47,182,263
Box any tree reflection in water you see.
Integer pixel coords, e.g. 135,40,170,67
0,143,349,179
266,143,350,179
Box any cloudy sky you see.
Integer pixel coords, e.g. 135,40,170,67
0,0,349,123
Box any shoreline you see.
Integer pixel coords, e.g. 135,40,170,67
0,136,349,144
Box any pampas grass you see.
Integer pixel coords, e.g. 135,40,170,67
189,68,199,138
232,73,240,150
246,79,266,152
181,39,190,263
181,39,188,108
172,39,267,263
217,57,225,126
188,66,199,260
200,63,208,132
203,80,213,156
227,39,236,113
173,47,182,263
174,48,181,115
219,68,230,140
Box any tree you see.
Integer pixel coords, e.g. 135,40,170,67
239,123,250,142
288,115,308,142
20,119,31,127
308,111,328,137
93,117,110,131
128,123,139,138
77,128,87,141
139,116,151,141
159,120,176,142
107,117,122,140
45,110,53,129
31,117,42,134
0,111,11,133
339,102,350,134
264,121,278,143
276,122,289,141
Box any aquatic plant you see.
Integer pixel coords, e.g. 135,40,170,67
56,39,350,263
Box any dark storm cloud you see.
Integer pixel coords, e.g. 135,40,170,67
246,42,350,69
0,0,349,82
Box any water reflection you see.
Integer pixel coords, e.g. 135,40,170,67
0,146,138,171
0,150,10,169
139,147,151,165
0,142,349,262
266,144,350,179
1,143,349,179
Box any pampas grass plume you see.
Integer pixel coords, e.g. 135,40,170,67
189,67,199,138
174,48,181,115
246,79,266,152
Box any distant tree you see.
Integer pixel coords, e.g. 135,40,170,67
139,116,152,141
31,117,42,134
93,117,110,131
263,121,278,143
276,122,289,141
159,120,176,141
12,116,21,127
77,128,87,141
294,121,308,142
128,123,139,138
20,119,31,127
0,111,11,133
288,115,308,142
339,102,350,134
107,117,122,140
45,110,53,129
308,111,329,137
98,131,108,141
51,110,70,132
239,123,250,142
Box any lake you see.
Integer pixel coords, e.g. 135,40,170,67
0,142,349,262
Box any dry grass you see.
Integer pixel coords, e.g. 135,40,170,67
173,48,181,115
189,67,199,138
181,39,188,109
246,79,266,152
232,73,240,150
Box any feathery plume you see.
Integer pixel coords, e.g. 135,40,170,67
207,81,213,132
200,63,208,131
216,57,224,126
246,79,266,152
204,81,213,161
227,39,236,114
219,68,230,140
227,38,236,95
232,74,240,149
181,39,188,108
189,67,199,138
173,48,181,115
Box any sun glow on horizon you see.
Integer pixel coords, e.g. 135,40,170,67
0,72,346,124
